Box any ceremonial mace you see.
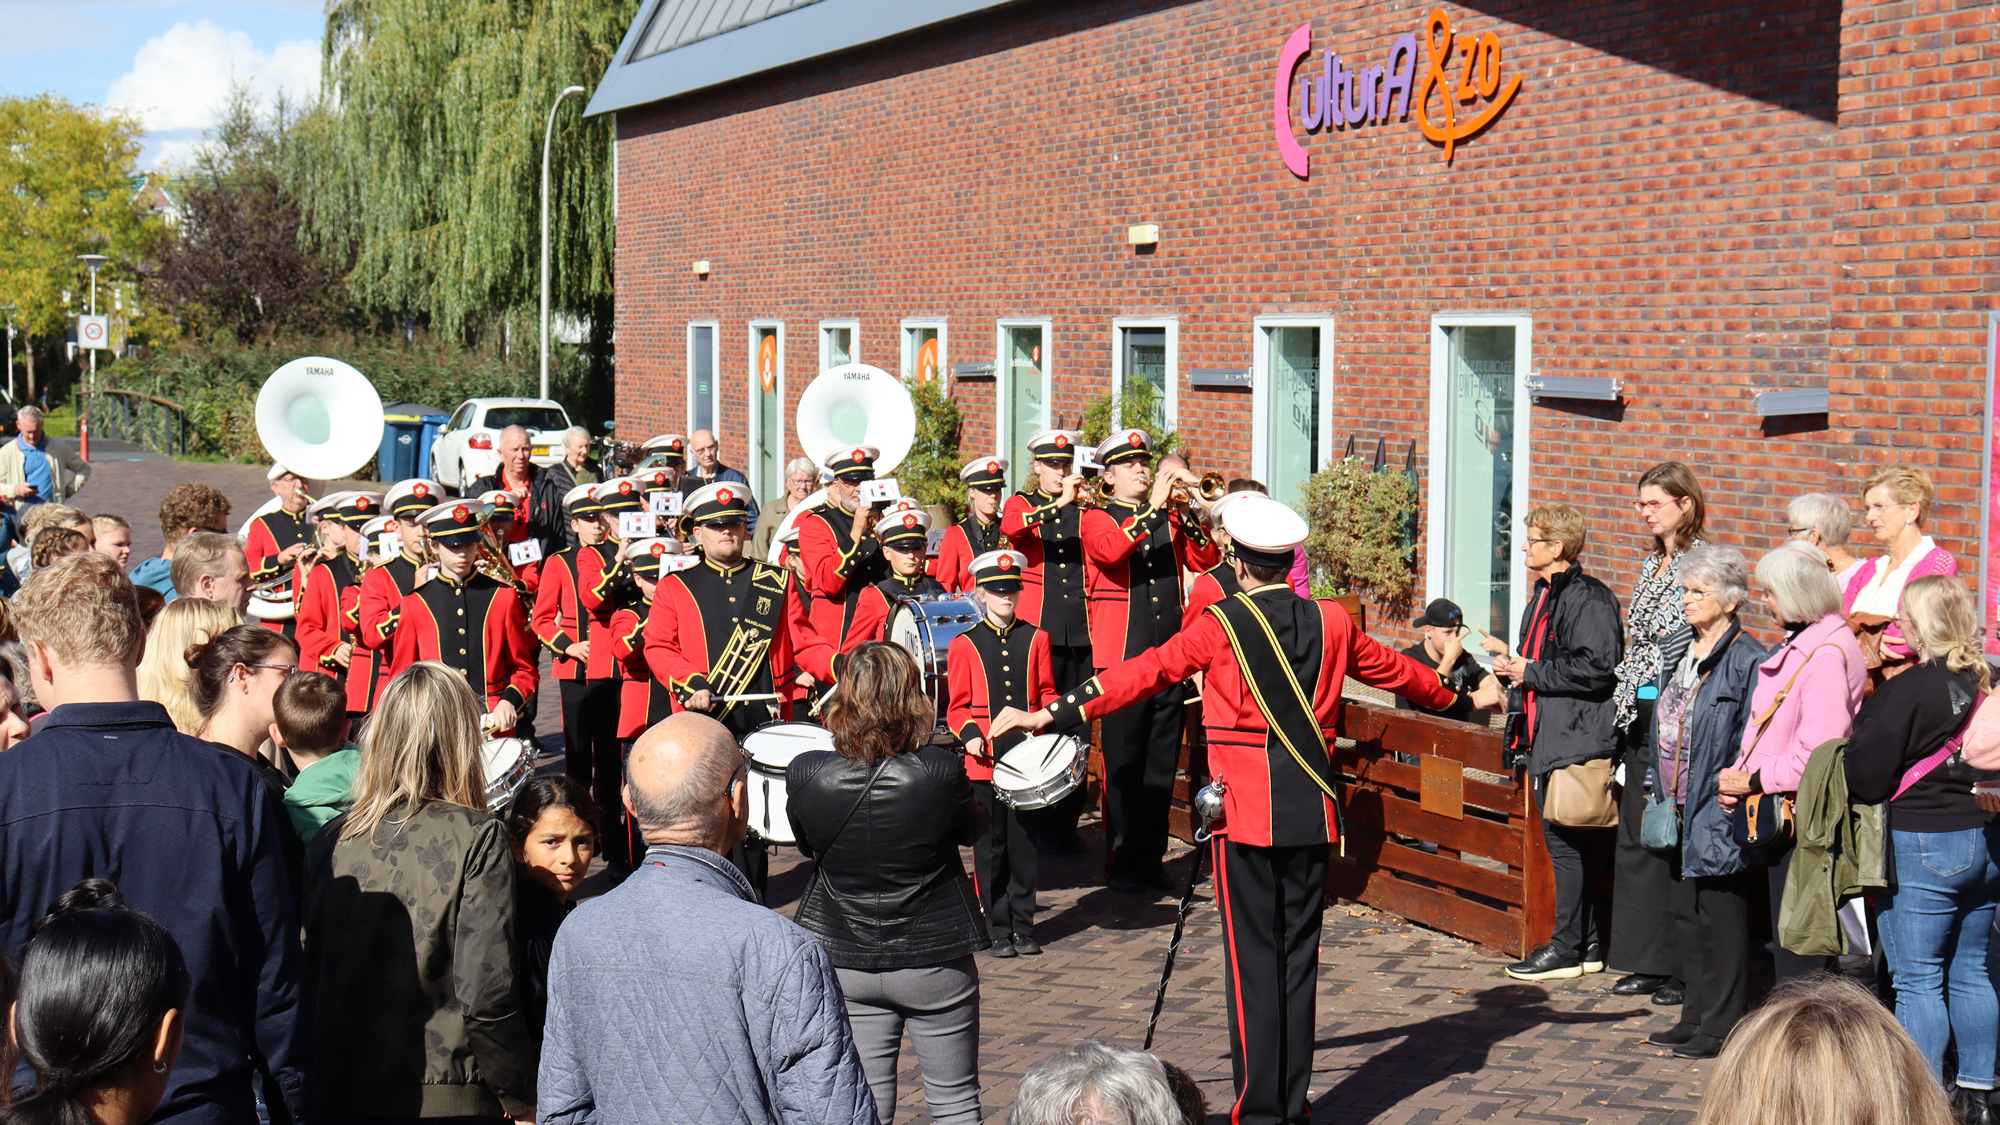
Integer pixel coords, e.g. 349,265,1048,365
1143,781,1226,1050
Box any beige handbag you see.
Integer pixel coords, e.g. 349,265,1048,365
1543,758,1620,828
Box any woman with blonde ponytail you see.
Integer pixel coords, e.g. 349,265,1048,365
1842,575,2000,1121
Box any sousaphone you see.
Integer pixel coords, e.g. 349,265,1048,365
767,364,917,564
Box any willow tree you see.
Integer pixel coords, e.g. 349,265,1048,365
290,0,622,382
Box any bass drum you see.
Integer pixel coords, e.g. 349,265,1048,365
740,721,836,846
886,597,982,719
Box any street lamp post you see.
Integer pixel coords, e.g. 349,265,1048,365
0,305,14,402
540,85,587,403
77,254,107,397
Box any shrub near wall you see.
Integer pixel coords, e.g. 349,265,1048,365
111,335,538,461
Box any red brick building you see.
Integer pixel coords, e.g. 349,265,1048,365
588,0,2000,640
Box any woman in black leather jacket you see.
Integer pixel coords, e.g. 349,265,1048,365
786,642,991,1125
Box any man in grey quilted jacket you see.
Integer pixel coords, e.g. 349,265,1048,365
538,713,877,1125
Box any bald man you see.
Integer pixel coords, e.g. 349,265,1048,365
538,713,876,1125
469,424,564,558
680,430,760,525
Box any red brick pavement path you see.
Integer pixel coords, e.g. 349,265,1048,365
759,832,1708,1125
90,452,1712,1124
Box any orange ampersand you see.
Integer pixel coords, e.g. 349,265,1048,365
1415,7,1523,163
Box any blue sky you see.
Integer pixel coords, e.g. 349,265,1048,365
1,0,326,169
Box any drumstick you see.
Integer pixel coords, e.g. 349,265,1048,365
717,693,780,703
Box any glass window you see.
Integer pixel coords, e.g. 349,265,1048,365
1265,326,1321,510
1436,323,1520,643
481,406,569,432
903,323,943,384
690,324,715,433
751,325,781,501
821,323,854,371
1001,323,1047,493
1120,327,1168,431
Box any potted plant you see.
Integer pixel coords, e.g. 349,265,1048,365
1300,456,1419,632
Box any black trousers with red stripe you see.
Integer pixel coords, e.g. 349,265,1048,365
971,780,1038,938
1099,685,1184,877
561,678,629,869
1214,837,1327,1125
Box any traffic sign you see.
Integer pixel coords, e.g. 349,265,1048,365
77,315,109,350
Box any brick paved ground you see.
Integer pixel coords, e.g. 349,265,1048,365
754,827,1711,1125
88,451,1714,1123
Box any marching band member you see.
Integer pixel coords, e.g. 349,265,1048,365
478,488,542,595
386,501,538,737
295,490,382,713
839,504,944,650
935,456,1009,593
244,463,314,635
1183,490,1259,630
610,538,680,743
1000,428,1093,853
1080,429,1220,891
643,482,836,895
533,484,621,791
992,496,1503,1125
794,445,888,643
356,478,440,707
641,434,688,490
946,549,1056,957
577,477,645,868
1000,430,1093,688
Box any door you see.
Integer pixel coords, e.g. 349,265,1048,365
999,322,1049,493
749,323,782,502
689,323,717,433
1429,318,1530,644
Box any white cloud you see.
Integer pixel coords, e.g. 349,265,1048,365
106,19,319,139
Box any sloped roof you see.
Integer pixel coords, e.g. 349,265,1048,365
585,0,1019,117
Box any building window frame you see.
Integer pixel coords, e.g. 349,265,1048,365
819,319,860,372
686,320,721,435
996,318,1054,492
1425,311,1533,648
1110,316,1179,433
747,319,785,504
1250,315,1338,508
899,317,948,384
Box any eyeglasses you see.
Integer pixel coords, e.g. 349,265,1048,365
1632,498,1682,514
245,663,298,675
1524,537,1560,548
1864,502,1914,515
1787,527,1814,537
1680,587,1716,599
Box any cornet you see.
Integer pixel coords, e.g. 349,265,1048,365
1171,471,1229,509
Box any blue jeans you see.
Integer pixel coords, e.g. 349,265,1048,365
1877,827,2000,1088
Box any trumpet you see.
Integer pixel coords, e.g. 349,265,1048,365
1171,470,1229,509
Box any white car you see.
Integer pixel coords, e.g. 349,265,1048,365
429,398,574,491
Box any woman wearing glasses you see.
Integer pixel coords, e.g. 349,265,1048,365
1606,462,1708,1003
1845,464,1957,678
186,623,306,885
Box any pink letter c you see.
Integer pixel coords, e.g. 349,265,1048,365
1274,23,1312,179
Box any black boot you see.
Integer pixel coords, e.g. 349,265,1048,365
1952,1086,1994,1125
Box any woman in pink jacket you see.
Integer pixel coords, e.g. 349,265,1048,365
1718,541,1866,981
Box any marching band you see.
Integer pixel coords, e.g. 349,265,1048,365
243,361,1501,1125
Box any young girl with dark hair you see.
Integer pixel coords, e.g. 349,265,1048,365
1,878,190,1125
505,775,600,1044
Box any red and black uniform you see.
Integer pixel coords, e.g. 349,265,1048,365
533,543,624,787
611,599,668,740
947,617,1056,942
245,505,312,637
642,557,835,742
795,501,886,644
1080,496,1220,881
839,571,945,651
1044,584,1458,1125
385,570,539,731
1000,487,1093,686
935,514,1004,593
1182,561,1243,632
295,552,369,712
356,551,425,710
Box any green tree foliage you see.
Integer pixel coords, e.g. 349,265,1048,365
0,95,167,358
1301,456,1419,609
898,375,966,519
1079,381,1181,458
289,0,622,336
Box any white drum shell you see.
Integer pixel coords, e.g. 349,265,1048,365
742,721,836,846
481,737,535,809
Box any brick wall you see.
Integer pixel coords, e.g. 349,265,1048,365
609,0,1999,625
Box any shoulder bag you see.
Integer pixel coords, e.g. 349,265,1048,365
1544,757,1620,828
1730,642,1848,850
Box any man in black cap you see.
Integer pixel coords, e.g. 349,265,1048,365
386,500,539,736
1397,598,1498,723
839,505,945,649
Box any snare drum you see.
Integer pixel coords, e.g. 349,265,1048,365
741,721,836,845
481,737,535,809
992,733,1086,810
887,596,982,715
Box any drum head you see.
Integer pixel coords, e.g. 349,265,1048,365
887,605,926,661
742,721,834,771
481,737,532,788
995,734,1079,786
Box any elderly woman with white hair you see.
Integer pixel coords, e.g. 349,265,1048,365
1786,491,1860,585
1006,1040,1187,1125
1640,545,1769,1060
1718,541,1866,982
